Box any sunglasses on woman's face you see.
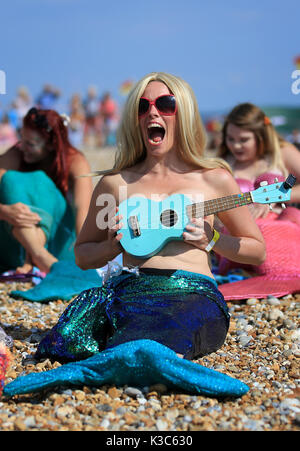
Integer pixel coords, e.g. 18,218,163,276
138,95,177,117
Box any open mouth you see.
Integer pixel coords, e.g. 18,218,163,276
147,123,165,145
235,152,246,158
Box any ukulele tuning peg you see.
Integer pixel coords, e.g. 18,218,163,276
274,177,278,183
260,181,268,186
281,203,286,209
269,204,273,211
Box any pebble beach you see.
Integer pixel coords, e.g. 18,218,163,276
0,147,299,432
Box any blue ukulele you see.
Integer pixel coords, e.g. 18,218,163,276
117,174,296,258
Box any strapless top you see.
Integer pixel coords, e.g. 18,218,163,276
235,172,285,193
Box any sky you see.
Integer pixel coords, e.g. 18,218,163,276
1,0,300,114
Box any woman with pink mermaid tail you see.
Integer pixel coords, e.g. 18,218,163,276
217,103,300,299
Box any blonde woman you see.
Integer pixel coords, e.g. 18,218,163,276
36,73,265,363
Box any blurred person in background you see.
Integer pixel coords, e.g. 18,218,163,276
69,93,85,148
286,129,300,150
13,86,33,130
83,85,101,146
36,84,61,110
99,91,119,146
0,114,18,155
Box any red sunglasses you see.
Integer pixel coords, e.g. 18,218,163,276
138,95,177,117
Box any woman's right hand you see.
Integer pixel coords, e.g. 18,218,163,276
107,207,123,250
0,203,41,227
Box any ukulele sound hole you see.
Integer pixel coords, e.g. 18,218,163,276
160,209,178,227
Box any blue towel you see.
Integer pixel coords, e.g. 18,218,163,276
11,260,102,302
3,339,249,398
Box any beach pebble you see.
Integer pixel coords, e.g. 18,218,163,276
97,404,112,412
283,319,297,330
292,348,300,357
267,309,285,321
165,408,179,421
100,418,110,428
243,419,264,431
14,419,27,431
238,335,253,347
236,318,248,328
279,399,300,415
290,329,300,342
116,407,126,415
246,298,258,306
245,325,254,332
55,406,73,419
183,414,192,423
148,383,168,394
295,415,300,426
156,419,168,431
267,296,281,306
23,416,36,428
124,387,143,398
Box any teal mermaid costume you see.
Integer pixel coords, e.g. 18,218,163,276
0,170,75,271
4,269,249,398
36,269,230,362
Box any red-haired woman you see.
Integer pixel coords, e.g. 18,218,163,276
0,108,93,274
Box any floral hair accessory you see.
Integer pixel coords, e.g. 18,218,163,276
264,116,271,125
60,113,70,127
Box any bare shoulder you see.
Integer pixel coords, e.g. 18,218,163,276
280,142,300,180
201,168,239,195
281,142,300,160
93,172,123,197
69,150,91,175
0,145,22,170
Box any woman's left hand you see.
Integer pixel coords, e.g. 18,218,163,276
182,217,214,251
248,203,270,219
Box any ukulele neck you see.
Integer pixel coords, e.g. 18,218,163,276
187,192,253,217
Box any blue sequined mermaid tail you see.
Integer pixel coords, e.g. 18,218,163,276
36,270,230,362
35,285,112,361
4,272,249,398
3,339,249,398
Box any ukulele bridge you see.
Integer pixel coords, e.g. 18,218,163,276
128,215,141,237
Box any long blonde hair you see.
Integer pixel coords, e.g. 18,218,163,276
219,103,288,175
91,72,232,176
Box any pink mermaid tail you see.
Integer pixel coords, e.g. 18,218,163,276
218,172,300,300
219,206,300,301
